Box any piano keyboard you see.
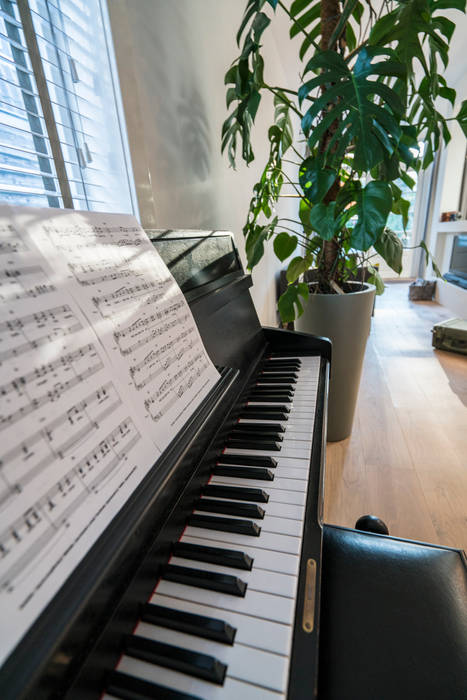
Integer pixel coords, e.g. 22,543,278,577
105,355,321,700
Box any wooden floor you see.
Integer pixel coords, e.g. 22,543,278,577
324,281,467,552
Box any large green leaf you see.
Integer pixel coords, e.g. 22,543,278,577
270,92,293,156
274,232,298,261
300,48,406,171
286,255,314,283
456,99,467,137
278,283,309,322
350,181,392,250
309,202,337,240
374,228,403,274
245,218,277,269
367,264,385,295
299,157,336,203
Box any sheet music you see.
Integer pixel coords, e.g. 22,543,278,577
12,207,219,452
0,206,219,666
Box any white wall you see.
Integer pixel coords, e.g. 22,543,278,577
107,0,301,326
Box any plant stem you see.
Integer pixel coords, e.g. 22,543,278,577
266,86,303,119
267,86,299,97
279,171,303,198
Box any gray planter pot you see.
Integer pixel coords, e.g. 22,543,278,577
295,282,376,442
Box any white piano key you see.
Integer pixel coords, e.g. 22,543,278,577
183,526,301,555
134,622,289,692
239,418,312,429
169,556,297,598
210,475,308,493
198,496,304,521
191,511,302,538
219,454,310,469
224,445,309,460
258,500,304,520
272,467,311,480
203,484,306,506
155,580,295,624
266,488,306,506
149,593,292,655
180,535,300,575
115,657,283,700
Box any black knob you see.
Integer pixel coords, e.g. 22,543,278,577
355,514,389,535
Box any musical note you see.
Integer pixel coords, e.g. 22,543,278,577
0,382,122,510
0,419,143,591
0,305,83,364
0,344,104,430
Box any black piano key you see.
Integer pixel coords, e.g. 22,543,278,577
107,670,202,700
249,388,294,396
260,372,298,380
195,497,265,519
203,484,269,503
261,364,300,372
174,541,254,571
218,453,277,467
163,564,247,597
264,357,301,365
124,635,227,685
244,404,290,413
141,603,236,645
229,430,283,441
240,410,288,421
188,513,261,537
233,422,285,433
256,374,297,389
226,438,281,451
246,395,293,404
247,389,293,404
213,465,274,480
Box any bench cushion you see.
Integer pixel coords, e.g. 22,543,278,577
319,524,467,700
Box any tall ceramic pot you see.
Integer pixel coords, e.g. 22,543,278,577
295,282,376,442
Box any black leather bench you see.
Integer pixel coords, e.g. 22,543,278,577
319,524,467,700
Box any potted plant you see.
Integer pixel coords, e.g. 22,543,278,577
222,0,467,440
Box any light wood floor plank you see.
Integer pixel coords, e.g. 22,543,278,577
324,281,467,552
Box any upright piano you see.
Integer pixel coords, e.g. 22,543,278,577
0,229,331,699
1,229,466,700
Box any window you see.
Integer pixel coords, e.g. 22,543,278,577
0,0,135,213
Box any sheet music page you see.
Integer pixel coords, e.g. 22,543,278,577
0,206,219,666
12,207,219,453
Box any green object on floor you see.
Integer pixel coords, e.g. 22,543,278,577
431,318,467,355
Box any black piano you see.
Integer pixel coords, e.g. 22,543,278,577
1,230,466,700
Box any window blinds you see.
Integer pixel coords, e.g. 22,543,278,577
0,0,135,214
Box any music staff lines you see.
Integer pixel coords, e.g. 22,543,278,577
114,300,186,342
0,266,43,280
76,268,137,287
145,353,208,421
0,420,142,590
129,333,195,390
0,237,27,255
43,223,141,239
91,279,172,314
0,383,122,510
0,344,104,430
0,305,83,364
117,315,190,357
0,282,56,302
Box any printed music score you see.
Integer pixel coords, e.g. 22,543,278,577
18,207,220,451
0,206,219,669
0,207,169,667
